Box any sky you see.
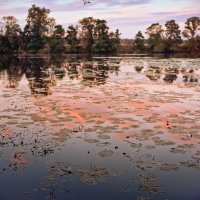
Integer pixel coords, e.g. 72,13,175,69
0,0,199,38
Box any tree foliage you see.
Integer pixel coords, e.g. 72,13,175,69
0,3,199,54
26,4,51,36
23,4,53,51
2,16,21,51
48,25,65,53
79,17,96,53
23,24,44,51
182,17,200,52
146,23,164,52
164,20,182,52
134,31,145,52
79,17,120,53
0,35,11,53
182,17,200,39
66,25,80,53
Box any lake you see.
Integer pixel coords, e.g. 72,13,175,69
0,54,200,200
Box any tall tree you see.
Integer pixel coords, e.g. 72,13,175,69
23,5,53,50
79,17,96,53
23,24,43,50
182,17,200,52
79,17,120,53
165,20,182,52
93,19,110,52
182,17,200,40
26,4,51,36
134,31,145,52
109,29,121,52
66,25,80,53
48,25,65,53
2,16,21,51
146,23,164,52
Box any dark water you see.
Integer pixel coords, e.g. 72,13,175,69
0,55,200,200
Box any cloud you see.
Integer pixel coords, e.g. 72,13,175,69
91,0,152,6
52,0,152,12
0,7,28,16
0,0,153,13
0,0,199,38
150,8,200,22
151,11,178,15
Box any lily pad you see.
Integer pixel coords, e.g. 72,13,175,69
98,149,114,157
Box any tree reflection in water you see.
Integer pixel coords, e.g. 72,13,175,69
0,55,199,95
142,63,199,83
0,55,121,95
0,55,200,200
0,57,25,88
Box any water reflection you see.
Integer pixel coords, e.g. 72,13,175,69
50,56,66,80
1,56,200,96
142,62,199,83
0,55,200,200
0,57,25,88
0,56,121,95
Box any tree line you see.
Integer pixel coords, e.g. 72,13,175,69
134,17,200,53
0,4,199,54
0,5,120,54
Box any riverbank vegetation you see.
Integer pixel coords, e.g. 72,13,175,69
134,17,200,53
0,4,199,54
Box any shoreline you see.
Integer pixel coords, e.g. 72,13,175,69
0,52,199,59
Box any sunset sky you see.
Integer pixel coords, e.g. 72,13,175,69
0,0,199,38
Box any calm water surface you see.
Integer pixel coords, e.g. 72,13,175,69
0,55,200,200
